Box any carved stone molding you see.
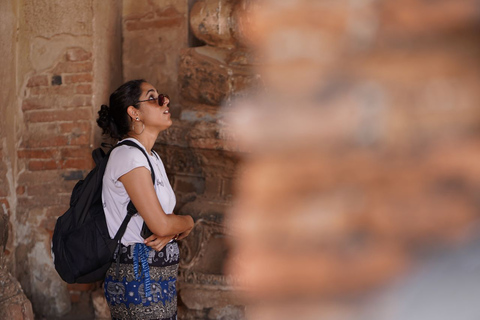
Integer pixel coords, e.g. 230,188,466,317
178,219,243,310
190,0,237,49
0,210,34,319
178,46,261,106
179,219,240,288
179,219,225,269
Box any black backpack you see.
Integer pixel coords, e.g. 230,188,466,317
52,140,154,283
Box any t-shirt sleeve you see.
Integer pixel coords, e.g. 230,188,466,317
107,145,151,185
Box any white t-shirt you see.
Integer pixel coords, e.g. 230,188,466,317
102,138,176,245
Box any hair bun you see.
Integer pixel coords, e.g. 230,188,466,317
96,104,113,134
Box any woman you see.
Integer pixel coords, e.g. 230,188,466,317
96,79,194,320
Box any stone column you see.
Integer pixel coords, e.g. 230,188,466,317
170,0,260,319
226,0,480,319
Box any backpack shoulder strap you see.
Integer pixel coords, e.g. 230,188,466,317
116,140,155,183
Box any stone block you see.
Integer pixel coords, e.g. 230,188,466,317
178,46,259,106
28,160,58,171
26,75,48,87
208,305,245,320
75,84,92,94
179,287,241,311
24,108,92,123
178,47,230,106
190,0,237,48
174,174,205,195
92,288,110,319
63,73,93,84
66,48,92,62
53,61,93,74
28,84,76,97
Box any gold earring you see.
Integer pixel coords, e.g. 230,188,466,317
132,120,145,135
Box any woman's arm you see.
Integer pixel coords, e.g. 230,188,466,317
119,166,194,237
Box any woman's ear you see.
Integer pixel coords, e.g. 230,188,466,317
126,106,138,121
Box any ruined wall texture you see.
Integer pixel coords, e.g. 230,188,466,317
0,0,40,319
226,0,480,319
0,0,123,318
15,0,96,316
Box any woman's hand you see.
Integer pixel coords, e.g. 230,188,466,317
176,226,193,241
174,215,194,241
144,234,174,251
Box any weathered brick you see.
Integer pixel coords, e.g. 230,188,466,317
62,158,93,169
68,134,91,146
22,96,73,111
27,180,73,196
53,61,93,74
17,170,63,185
46,205,70,218
125,17,183,31
22,136,69,149
17,149,58,159
28,160,58,171
204,177,222,196
71,95,91,107
59,121,91,134
29,85,75,96
27,75,49,87
75,84,92,94
174,175,205,194
16,186,25,195
22,99,48,111
221,178,235,198
17,194,70,209
63,73,93,84
41,216,57,232
25,108,92,123
61,147,91,158
66,48,92,62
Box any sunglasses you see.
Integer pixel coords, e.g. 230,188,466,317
136,94,170,107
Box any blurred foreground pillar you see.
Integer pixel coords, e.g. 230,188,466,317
226,0,480,319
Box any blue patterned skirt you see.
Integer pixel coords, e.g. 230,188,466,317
104,241,180,320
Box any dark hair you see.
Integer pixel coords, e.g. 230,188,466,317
96,79,146,140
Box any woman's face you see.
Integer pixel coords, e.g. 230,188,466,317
136,82,172,132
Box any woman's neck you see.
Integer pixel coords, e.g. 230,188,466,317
125,131,157,155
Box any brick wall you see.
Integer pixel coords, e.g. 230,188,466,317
6,0,123,317
15,46,95,316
